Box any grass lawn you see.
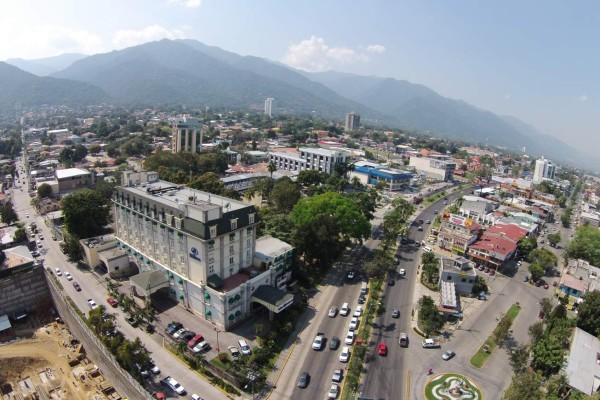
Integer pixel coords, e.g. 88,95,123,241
470,304,521,368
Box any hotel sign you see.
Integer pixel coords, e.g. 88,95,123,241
450,214,467,226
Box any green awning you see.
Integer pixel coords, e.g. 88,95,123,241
234,294,241,301
205,309,212,317
235,310,241,317
169,273,174,279
205,292,211,300
228,314,234,321
177,277,183,284
228,297,234,304
179,294,184,300
146,260,151,264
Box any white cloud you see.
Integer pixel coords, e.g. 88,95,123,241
112,25,186,50
282,36,375,72
579,94,589,102
366,44,386,53
168,0,202,7
0,23,103,60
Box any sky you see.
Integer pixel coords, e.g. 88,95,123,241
1,0,598,156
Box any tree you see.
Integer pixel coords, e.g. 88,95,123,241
269,177,301,212
267,161,277,179
347,189,379,221
362,250,392,279
418,295,445,335
504,370,544,400
260,208,297,244
13,227,28,243
37,183,53,199
546,232,561,248
509,344,530,374
0,202,18,225
383,198,415,244
61,232,83,262
188,172,225,195
494,315,513,347
576,290,600,336
532,335,564,376
528,248,557,270
567,226,600,266
528,321,544,346
471,276,489,295
517,236,537,259
297,170,326,188
294,213,343,265
88,144,102,155
72,144,88,162
61,189,111,238
528,263,545,282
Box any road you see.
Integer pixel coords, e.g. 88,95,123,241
360,188,466,400
12,158,230,400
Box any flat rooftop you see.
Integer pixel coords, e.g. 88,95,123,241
255,236,293,261
441,257,475,274
56,168,91,180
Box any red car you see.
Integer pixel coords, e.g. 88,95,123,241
106,297,118,308
377,343,388,356
188,334,204,348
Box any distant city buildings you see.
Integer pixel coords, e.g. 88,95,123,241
344,112,360,132
268,147,348,174
264,98,276,117
172,116,203,153
532,156,555,184
409,156,456,182
351,161,413,192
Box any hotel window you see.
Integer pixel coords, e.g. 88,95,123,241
208,243,214,251
209,225,217,238
229,257,234,265
247,238,251,246
230,245,235,255
249,213,255,224
175,217,182,229
208,265,215,274
231,219,238,230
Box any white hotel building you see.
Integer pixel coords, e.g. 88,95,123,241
268,147,348,174
113,171,294,330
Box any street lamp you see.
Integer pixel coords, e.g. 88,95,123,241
214,327,221,353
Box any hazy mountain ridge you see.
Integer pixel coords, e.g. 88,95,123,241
6,53,87,76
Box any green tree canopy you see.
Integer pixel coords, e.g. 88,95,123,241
37,183,53,199
567,225,600,266
576,290,600,336
61,189,111,238
546,232,561,248
504,370,544,400
296,170,327,188
418,295,445,335
188,172,226,195
532,335,565,376
383,198,415,243
0,202,18,225
269,177,301,213
517,236,538,259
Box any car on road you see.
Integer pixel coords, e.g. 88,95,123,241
357,295,366,305
399,333,409,347
345,331,355,345
392,309,400,318
25,213,29,218
378,342,388,356
433,210,438,214
312,332,325,350
39,235,44,240
64,272,73,281
52,235,57,241
418,226,423,231
161,376,186,395
106,297,118,307
191,395,204,400
87,299,98,310
328,384,339,399
188,334,205,348
72,281,81,291
346,271,355,280
228,346,240,360
349,317,359,331
387,278,395,286
328,306,338,318
339,346,351,362
297,372,310,388
329,336,340,350
192,341,210,353
426,220,431,224
399,268,405,276
524,275,529,282
353,305,363,317
442,350,456,360
332,369,343,383
126,316,139,327
55,268,62,276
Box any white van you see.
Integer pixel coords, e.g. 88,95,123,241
360,282,368,295
238,339,252,356
423,246,433,253
340,303,350,316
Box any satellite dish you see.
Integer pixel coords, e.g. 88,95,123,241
224,202,230,210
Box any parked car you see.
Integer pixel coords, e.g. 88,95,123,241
166,322,183,335
228,346,240,360
172,328,188,339
332,369,343,383
349,317,359,331
387,278,395,286
55,268,62,276
339,346,351,363
392,309,400,318
161,376,186,395
180,331,196,342
378,342,388,356
357,295,366,305
399,268,405,276
353,305,363,317
87,299,98,310
72,281,81,291
106,297,118,308
297,372,310,388
346,271,355,280
328,384,339,399
64,272,73,281
188,334,205,348
192,341,210,353
329,336,340,350
442,350,456,360
345,331,355,345
418,226,424,231
126,316,138,327
328,306,338,318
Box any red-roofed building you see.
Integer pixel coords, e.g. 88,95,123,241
484,224,529,243
467,235,518,269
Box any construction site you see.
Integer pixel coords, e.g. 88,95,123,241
0,319,125,400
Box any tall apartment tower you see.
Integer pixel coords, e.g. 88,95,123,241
533,156,556,184
264,98,276,117
344,112,360,132
172,116,203,153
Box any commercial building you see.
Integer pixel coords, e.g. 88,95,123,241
439,256,477,295
467,234,517,270
113,171,294,330
344,112,360,132
55,168,94,193
351,161,413,191
564,328,600,396
268,147,348,175
264,98,276,117
532,156,556,184
437,214,482,256
459,195,498,225
172,116,203,153
409,156,456,182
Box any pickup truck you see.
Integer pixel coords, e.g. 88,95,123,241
422,338,440,348
312,332,325,350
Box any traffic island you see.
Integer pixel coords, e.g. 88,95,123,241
470,303,521,368
424,373,482,400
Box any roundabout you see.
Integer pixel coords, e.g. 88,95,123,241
424,373,482,400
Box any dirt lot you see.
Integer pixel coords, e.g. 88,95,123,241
0,322,114,400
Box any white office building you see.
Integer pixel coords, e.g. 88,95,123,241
113,171,294,330
532,156,556,184
268,147,348,174
344,112,360,132
172,116,203,153
264,98,276,117
409,156,456,181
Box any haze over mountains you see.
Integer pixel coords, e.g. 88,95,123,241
1,39,590,167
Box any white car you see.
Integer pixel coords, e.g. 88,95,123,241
173,328,187,339
349,317,359,331
344,331,355,345
25,213,29,218
399,268,406,276
312,333,325,350
163,376,186,395
64,272,73,281
87,299,98,310
328,306,338,318
332,369,343,383
55,268,62,276
353,305,363,317
191,395,204,400
339,346,351,363
192,341,210,353
328,383,339,399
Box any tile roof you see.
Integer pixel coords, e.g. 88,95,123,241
468,235,517,256
485,224,528,241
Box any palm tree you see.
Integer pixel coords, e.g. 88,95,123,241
268,161,277,179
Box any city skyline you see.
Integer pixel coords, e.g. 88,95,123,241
1,0,598,156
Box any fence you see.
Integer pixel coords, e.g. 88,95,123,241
45,271,152,400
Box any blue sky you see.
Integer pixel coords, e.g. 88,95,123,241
1,0,598,155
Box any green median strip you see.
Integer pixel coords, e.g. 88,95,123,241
470,304,521,368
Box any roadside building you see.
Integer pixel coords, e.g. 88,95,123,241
351,161,413,191
459,195,498,224
437,214,482,256
467,234,518,270
268,147,347,175
439,256,477,295
55,168,94,193
564,328,600,396
409,156,456,181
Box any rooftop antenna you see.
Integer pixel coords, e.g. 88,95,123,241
224,202,231,211
208,194,211,204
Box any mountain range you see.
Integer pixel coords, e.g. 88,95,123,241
0,39,590,167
